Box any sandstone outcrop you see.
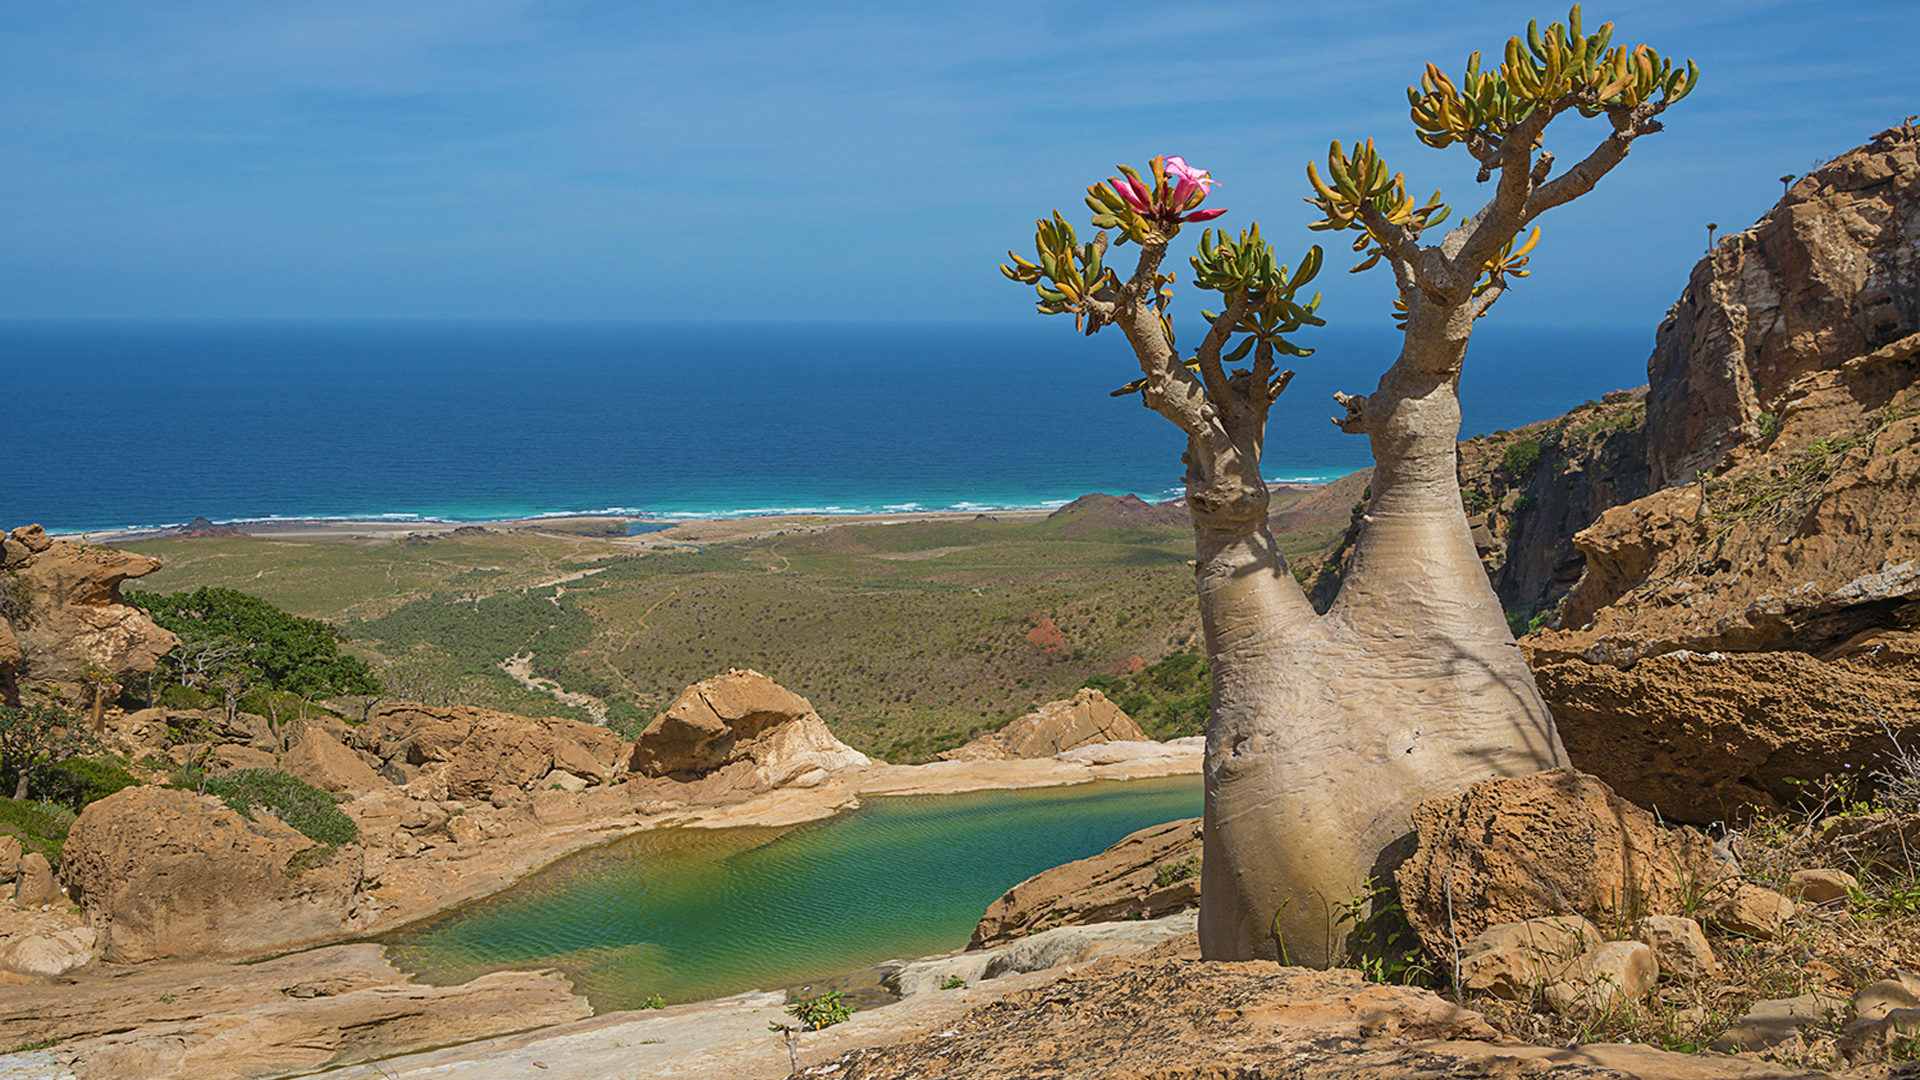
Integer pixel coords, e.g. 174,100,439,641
628,668,869,797
941,688,1146,762
282,725,389,795
0,942,589,1080
61,786,365,962
1395,768,1728,962
1647,124,1920,489
970,817,1201,949
0,524,178,706
358,702,630,800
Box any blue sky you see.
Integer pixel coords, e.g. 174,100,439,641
3,1,1915,328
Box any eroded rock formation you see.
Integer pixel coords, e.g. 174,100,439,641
971,817,1201,949
357,702,631,799
628,668,870,797
941,688,1146,762
1647,124,1920,489
0,524,178,705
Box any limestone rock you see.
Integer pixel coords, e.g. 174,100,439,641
45,965,589,1080
1456,916,1601,1001
0,526,178,704
1633,915,1719,983
1533,649,1920,822
0,834,20,880
283,726,389,795
60,786,364,962
367,702,629,801
1709,991,1847,1053
1646,126,1920,489
971,818,1202,949
14,851,60,906
1700,883,1795,940
1396,768,1728,962
941,689,1147,762
893,912,1197,998
629,669,869,796
2,926,95,977
1545,939,1658,1016
1788,868,1858,904
1841,972,1920,1063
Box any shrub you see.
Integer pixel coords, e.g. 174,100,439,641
785,989,852,1031
1154,853,1201,888
1501,438,1542,475
0,797,77,868
940,975,967,990
26,758,141,811
195,769,358,845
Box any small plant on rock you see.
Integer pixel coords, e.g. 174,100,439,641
1154,854,1201,888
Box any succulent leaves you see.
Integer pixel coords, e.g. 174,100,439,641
1190,225,1326,358
1407,5,1698,151
1305,138,1449,271
999,211,1117,332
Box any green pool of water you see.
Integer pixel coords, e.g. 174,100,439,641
381,775,1201,1010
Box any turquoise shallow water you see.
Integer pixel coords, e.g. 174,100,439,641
381,775,1202,1010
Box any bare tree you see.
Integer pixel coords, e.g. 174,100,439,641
1003,6,1695,964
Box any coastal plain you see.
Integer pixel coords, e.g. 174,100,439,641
106,496,1343,762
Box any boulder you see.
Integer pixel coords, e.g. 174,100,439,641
13,851,60,906
941,689,1147,762
60,786,364,962
1787,868,1858,904
628,669,869,796
1699,883,1795,940
0,526,179,704
367,702,629,801
1456,916,1602,1001
1544,940,1658,1016
1709,991,1847,1053
971,818,1203,949
1841,972,1920,1063
1395,768,1729,962
2,926,95,977
0,834,20,880
282,726,389,795
1633,915,1719,983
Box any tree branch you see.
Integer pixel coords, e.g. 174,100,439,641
1446,102,1558,281
1523,103,1665,222
1194,294,1252,410
1113,239,1208,436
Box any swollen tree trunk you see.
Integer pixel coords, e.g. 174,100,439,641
1194,339,1565,966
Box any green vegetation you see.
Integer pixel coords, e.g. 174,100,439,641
940,974,967,990
0,703,99,802
1084,652,1211,740
190,769,358,846
0,797,76,867
1501,437,1542,475
129,586,381,705
1153,853,1201,888
25,756,140,810
784,989,852,1031
638,993,666,1009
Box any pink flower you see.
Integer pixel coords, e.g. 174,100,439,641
1164,156,1219,193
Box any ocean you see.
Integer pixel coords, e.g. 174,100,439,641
2,320,1651,534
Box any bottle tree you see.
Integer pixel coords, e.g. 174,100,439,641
1002,7,1695,965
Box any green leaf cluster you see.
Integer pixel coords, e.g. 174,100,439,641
131,587,380,698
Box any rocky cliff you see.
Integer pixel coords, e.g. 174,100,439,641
1647,121,1920,489
1526,126,1920,821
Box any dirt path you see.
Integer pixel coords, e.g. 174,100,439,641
499,652,609,722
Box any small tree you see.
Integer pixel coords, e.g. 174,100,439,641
0,703,99,800
1004,6,1694,964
